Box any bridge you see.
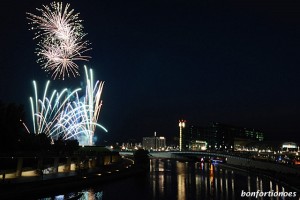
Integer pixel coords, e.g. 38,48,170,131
120,151,300,176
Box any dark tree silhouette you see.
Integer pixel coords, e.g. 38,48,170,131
0,102,53,154
53,136,79,155
0,102,26,152
134,149,150,166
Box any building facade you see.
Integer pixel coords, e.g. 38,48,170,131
185,122,264,151
143,134,166,151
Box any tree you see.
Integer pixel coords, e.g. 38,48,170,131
134,149,150,166
0,102,26,153
53,136,79,155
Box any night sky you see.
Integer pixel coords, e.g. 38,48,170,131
1,0,300,144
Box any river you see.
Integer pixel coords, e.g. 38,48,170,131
40,159,298,200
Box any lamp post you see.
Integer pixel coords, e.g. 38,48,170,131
179,120,186,151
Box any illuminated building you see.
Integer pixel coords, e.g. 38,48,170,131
143,132,166,151
186,122,264,151
282,142,298,151
189,140,207,151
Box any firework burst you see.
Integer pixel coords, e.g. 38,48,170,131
29,80,82,136
29,66,107,145
27,2,91,80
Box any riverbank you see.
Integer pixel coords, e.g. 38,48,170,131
0,159,146,200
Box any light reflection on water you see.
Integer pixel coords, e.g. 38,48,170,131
39,191,103,200
40,159,294,200
150,159,238,199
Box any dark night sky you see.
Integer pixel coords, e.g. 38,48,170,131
1,0,300,144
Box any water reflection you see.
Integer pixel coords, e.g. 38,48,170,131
152,159,292,200
225,172,228,200
40,159,293,200
276,184,280,200
149,159,239,200
176,162,186,200
40,190,103,200
269,181,273,200
232,171,236,200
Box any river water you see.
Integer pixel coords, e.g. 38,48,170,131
40,159,298,200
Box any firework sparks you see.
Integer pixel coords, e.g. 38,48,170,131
29,66,106,145
29,80,82,136
27,2,91,80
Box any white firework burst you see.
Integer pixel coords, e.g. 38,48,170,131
27,2,91,80
29,66,107,146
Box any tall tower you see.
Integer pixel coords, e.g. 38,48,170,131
154,131,157,151
179,119,186,151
